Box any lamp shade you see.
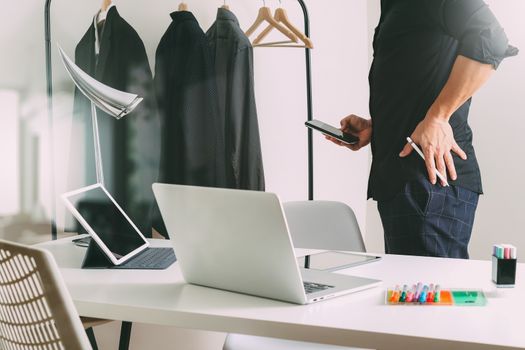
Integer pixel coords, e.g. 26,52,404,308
58,46,142,119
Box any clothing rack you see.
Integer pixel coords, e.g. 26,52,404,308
44,0,314,241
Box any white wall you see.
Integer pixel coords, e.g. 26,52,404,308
0,90,20,215
364,0,383,254
364,0,525,261
254,0,370,231
468,0,525,261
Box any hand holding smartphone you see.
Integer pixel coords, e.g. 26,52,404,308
305,119,359,145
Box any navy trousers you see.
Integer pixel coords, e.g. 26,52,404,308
377,178,479,259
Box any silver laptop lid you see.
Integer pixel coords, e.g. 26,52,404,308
153,184,307,304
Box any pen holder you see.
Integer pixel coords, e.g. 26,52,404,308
492,255,516,287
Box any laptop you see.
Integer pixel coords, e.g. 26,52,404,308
152,183,381,304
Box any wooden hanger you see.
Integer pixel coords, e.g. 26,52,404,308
221,0,230,10
245,6,298,44
97,0,113,24
101,0,112,12
178,2,189,11
254,6,313,48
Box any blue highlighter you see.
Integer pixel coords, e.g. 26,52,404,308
419,285,429,304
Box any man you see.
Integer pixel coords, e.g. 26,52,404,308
327,0,517,258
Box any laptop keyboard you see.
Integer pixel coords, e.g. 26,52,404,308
113,248,176,270
303,281,335,294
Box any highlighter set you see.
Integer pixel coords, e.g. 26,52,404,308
386,283,487,306
492,243,517,287
387,283,450,305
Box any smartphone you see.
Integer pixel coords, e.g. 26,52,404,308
305,119,359,145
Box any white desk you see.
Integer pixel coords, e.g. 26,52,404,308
38,237,525,350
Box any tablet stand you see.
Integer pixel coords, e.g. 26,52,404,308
82,239,114,269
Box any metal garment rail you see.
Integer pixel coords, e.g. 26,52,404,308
44,0,315,241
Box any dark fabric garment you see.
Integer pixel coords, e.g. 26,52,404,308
368,0,518,201
73,7,160,236
377,179,479,259
206,8,265,191
152,11,226,236
154,11,225,188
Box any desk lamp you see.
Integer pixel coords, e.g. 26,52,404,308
58,46,143,186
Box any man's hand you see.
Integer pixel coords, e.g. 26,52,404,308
398,55,493,186
325,114,372,151
399,114,467,185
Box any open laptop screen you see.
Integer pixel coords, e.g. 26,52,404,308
63,184,148,264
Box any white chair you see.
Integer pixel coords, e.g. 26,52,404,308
0,239,93,350
282,201,365,252
223,201,367,350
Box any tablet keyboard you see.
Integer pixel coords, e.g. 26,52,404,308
303,281,334,294
113,248,176,270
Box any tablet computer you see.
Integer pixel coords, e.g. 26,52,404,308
62,184,149,266
297,251,381,272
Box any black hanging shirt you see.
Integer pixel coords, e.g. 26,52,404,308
154,11,226,188
73,6,160,235
206,8,265,191
368,0,518,201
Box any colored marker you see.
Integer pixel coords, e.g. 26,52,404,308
503,245,511,259
414,282,423,301
511,246,517,259
419,285,429,303
399,285,408,302
406,284,416,303
427,284,435,302
497,245,504,259
434,285,441,303
394,287,402,303
390,285,400,303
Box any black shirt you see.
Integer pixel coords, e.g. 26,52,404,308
154,11,226,188
206,8,265,191
152,11,227,236
74,7,159,234
368,0,518,201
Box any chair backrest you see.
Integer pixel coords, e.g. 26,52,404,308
283,201,366,252
0,239,92,350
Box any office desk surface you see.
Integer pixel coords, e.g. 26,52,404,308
38,237,525,350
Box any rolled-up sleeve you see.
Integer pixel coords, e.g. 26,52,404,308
429,0,518,69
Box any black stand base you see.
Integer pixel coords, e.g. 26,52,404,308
82,239,114,269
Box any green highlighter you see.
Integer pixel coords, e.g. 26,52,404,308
451,290,487,306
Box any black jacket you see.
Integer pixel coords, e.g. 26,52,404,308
154,11,226,188
207,8,265,190
72,6,160,235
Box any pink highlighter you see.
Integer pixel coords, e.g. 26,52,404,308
405,284,416,303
